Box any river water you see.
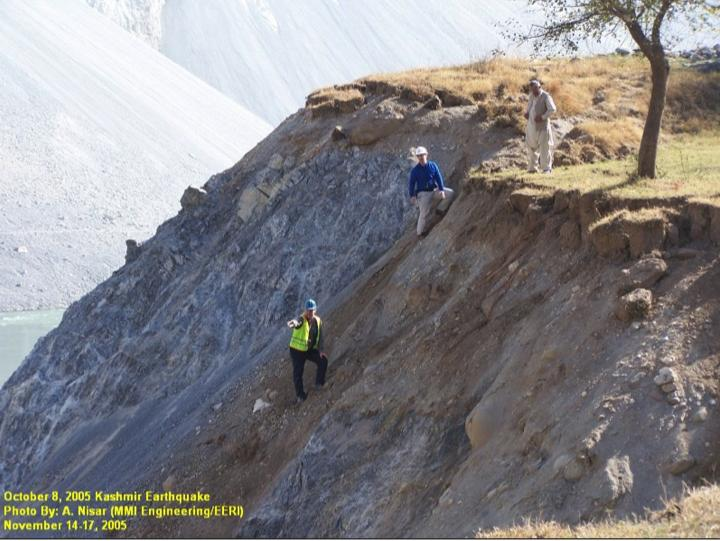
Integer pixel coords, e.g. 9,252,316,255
0,309,64,386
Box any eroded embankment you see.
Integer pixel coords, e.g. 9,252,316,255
134,177,720,538
0,80,522,525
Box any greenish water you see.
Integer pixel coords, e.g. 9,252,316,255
0,309,64,386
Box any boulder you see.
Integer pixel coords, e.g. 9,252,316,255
667,454,695,475
618,257,667,293
595,455,633,506
653,367,676,386
615,288,652,321
268,153,284,171
422,95,442,110
180,186,207,210
331,125,346,141
554,453,585,481
692,406,709,423
465,402,497,449
125,239,141,264
253,398,271,413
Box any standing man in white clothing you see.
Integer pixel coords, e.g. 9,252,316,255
524,79,557,173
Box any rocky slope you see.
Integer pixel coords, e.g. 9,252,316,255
1,74,719,538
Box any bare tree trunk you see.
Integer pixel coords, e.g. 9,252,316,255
637,54,670,178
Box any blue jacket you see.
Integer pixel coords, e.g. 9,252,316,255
408,161,445,197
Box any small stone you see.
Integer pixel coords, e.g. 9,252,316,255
654,367,676,386
615,288,652,321
581,390,588,398
672,248,702,260
15,246,28,253
631,321,641,330
660,382,677,394
162,474,176,491
331,126,346,141
213,402,223,411
667,392,681,405
508,261,519,273
668,455,695,475
692,406,708,423
268,390,279,401
268,153,284,171
422,95,442,110
710,399,718,407
253,398,271,413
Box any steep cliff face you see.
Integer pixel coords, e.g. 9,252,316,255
2,77,719,539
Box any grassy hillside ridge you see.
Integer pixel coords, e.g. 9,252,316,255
473,130,720,205
307,55,720,164
478,483,720,538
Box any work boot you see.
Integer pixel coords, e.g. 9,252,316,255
296,392,307,404
314,382,325,390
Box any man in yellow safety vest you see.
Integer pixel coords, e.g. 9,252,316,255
287,298,327,403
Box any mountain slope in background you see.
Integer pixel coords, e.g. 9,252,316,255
88,0,527,124
0,0,271,311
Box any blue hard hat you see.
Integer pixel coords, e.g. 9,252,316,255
305,299,317,310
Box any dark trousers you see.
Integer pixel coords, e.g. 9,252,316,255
289,348,327,398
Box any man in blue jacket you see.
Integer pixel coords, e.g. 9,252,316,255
408,146,455,237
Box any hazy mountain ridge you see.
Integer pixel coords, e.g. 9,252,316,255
0,0,271,311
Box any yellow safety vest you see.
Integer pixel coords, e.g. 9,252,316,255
289,316,322,352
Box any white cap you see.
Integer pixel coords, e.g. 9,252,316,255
529,79,541,87
415,146,428,156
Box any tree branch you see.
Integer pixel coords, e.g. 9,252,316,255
652,0,673,44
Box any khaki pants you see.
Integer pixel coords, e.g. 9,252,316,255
526,126,554,172
416,188,455,236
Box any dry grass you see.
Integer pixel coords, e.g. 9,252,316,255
478,484,720,538
475,129,720,205
365,55,648,115
306,54,719,141
576,118,645,155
